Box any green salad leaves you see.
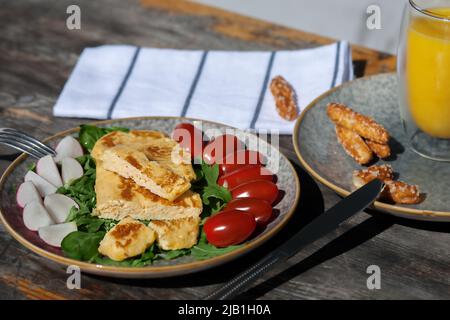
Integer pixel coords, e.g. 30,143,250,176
191,229,241,260
78,124,129,152
192,161,231,219
59,125,240,266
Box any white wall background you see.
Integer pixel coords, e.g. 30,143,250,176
194,0,409,54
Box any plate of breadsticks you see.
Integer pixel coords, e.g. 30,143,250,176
293,73,450,221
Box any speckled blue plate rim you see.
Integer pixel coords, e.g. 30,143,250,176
293,73,450,219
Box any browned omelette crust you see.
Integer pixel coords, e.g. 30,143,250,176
270,75,298,121
98,217,156,261
117,175,200,208
335,125,373,165
94,165,202,220
101,145,191,201
366,141,391,159
149,216,200,250
327,103,390,144
110,220,146,248
92,130,196,182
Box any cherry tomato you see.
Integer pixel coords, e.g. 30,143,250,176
218,150,265,175
204,210,256,247
223,198,273,226
231,180,279,204
202,134,244,164
218,165,274,189
172,123,205,158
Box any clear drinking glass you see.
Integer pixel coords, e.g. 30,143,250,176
397,0,450,161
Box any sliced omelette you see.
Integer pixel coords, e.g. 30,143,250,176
98,217,156,261
149,216,200,250
92,129,202,252
101,145,191,201
92,130,195,182
94,165,202,220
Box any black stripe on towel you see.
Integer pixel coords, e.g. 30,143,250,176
106,46,141,119
342,43,351,82
249,51,276,129
330,41,341,88
180,50,209,117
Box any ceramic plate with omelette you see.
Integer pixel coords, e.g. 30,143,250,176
0,117,299,278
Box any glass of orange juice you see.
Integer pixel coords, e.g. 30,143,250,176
398,0,450,161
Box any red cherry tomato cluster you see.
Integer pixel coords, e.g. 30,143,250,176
171,123,280,248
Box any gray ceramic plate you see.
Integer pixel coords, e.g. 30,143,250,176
294,73,450,222
0,117,300,278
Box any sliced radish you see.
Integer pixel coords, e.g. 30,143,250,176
24,171,57,197
61,157,83,184
23,200,54,231
36,155,63,187
54,136,83,163
44,193,79,223
16,181,42,208
38,222,77,247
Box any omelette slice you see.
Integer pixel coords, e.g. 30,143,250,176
98,217,156,261
101,145,191,201
149,216,200,250
91,130,195,182
94,165,202,221
140,137,196,182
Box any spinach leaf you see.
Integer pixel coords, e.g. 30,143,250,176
61,231,105,261
78,124,129,152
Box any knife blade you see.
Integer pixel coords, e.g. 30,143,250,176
204,178,384,300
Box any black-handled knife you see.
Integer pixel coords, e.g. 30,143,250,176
204,179,384,300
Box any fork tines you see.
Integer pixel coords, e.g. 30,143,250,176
0,128,56,159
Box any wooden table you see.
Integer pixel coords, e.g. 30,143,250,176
0,0,448,300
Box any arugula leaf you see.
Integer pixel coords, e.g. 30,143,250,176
26,162,36,172
61,231,105,261
191,230,241,260
78,124,129,152
156,249,190,260
193,162,205,182
76,154,96,171
192,161,231,219
201,161,219,186
65,203,117,233
202,185,231,205
57,155,96,211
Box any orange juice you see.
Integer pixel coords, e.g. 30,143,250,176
406,7,450,138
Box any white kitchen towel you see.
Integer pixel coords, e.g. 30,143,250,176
53,42,353,134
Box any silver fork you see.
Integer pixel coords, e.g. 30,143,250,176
0,128,56,159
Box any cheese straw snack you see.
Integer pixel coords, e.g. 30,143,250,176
335,125,373,165
327,103,390,144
